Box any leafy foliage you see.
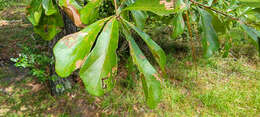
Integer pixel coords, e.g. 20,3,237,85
26,0,260,108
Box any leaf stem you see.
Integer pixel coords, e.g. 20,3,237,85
114,0,119,15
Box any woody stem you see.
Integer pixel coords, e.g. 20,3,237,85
114,0,119,16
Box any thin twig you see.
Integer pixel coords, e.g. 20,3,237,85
185,10,198,79
190,0,240,21
114,0,118,15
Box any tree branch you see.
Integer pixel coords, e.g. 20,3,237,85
190,0,240,21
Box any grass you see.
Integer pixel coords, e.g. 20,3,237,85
2,53,258,116
0,0,260,116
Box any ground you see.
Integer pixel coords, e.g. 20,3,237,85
0,1,260,116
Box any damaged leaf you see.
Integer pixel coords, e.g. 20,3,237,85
59,0,85,27
54,18,109,78
79,18,119,96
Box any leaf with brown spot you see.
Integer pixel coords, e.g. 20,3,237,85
160,0,174,10
79,18,119,96
59,0,85,27
76,60,84,69
54,18,109,78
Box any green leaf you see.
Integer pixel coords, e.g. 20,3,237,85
42,0,58,16
207,10,226,33
124,0,175,16
126,0,148,30
121,23,162,109
198,8,220,58
26,0,43,26
54,18,109,78
246,8,260,25
238,0,260,8
80,0,102,25
172,13,185,39
240,23,260,54
123,19,166,76
34,13,64,41
131,10,148,30
79,18,119,96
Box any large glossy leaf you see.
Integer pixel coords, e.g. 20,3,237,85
199,8,220,58
26,0,43,26
34,13,64,40
172,13,185,39
79,18,119,96
42,0,57,16
54,18,109,78
123,19,166,75
121,24,162,108
124,0,175,16
59,0,85,27
80,0,102,25
240,23,260,54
